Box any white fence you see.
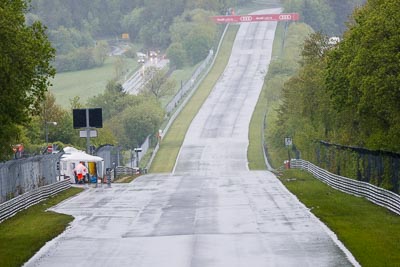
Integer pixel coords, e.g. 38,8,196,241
291,159,400,215
116,166,139,176
0,179,71,222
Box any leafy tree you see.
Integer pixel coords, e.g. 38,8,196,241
117,98,164,148
87,80,128,121
169,9,217,65
93,41,109,65
121,7,144,42
167,42,187,69
140,67,176,100
0,0,55,160
273,31,337,162
326,0,400,151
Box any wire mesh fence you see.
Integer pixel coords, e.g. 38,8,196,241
315,141,399,194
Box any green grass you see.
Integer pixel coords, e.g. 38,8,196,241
247,22,287,170
50,57,138,108
150,25,240,173
248,84,269,170
279,169,400,267
0,187,83,267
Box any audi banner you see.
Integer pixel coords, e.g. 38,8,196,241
211,13,300,23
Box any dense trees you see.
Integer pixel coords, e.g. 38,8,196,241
28,0,234,72
168,8,219,67
0,0,55,160
268,0,400,189
326,0,400,151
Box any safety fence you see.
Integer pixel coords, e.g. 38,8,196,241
0,153,62,203
291,159,400,215
0,179,70,222
165,50,214,114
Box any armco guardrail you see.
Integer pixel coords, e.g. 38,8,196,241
0,179,71,222
291,159,400,215
116,166,139,176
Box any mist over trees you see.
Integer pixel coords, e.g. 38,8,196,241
27,0,242,72
283,0,366,36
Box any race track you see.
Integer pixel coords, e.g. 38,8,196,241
25,8,358,267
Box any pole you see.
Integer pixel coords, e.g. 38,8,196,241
131,149,133,168
86,109,90,154
45,123,49,147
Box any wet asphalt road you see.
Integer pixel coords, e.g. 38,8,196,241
25,8,358,267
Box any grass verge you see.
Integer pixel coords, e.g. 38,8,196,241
279,169,400,267
248,86,269,170
0,187,84,267
150,25,240,173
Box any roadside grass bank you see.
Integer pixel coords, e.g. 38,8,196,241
0,187,84,267
279,169,400,267
150,25,240,173
248,86,269,170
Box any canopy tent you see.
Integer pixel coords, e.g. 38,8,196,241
59,147,104,183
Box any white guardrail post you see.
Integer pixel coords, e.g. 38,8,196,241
291,159,400,215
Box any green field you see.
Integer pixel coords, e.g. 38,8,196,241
50,57,138,108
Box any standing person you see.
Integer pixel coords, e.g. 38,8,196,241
73,161,87,184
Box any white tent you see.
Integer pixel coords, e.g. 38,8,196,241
59,147,104,183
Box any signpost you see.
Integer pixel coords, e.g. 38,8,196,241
211,13,300,24
134,147,142,168
285,137,293,169
73,108,102,154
